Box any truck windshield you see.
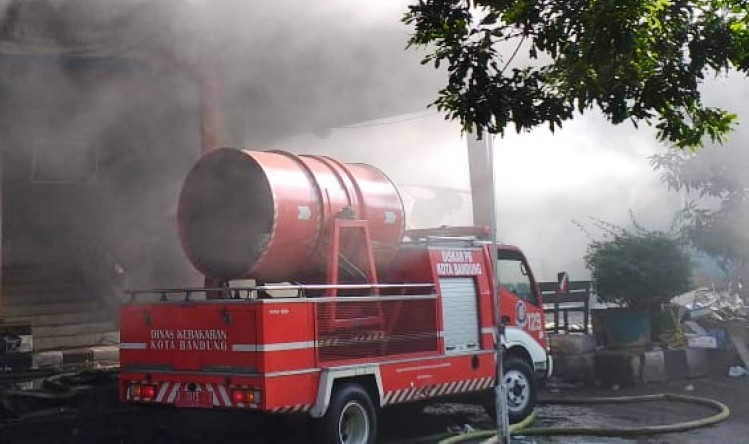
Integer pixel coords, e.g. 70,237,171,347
497,255,538,306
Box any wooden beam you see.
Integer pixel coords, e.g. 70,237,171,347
199,49,223,155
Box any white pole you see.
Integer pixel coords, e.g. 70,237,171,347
487,134,511,443
468,131,510,442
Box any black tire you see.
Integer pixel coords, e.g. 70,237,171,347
316,383,377,444
504,355,537,424
482,356,537,424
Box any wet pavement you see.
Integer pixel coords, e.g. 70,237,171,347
524,377,749,444
1,374,748,443
384,376,749,444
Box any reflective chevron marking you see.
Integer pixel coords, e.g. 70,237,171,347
382,376,494,406
270,404,311,414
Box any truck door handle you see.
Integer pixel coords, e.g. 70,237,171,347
501,316,511,325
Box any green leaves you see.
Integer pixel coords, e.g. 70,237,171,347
585,226,692,311
652,133,749,278
405,0,749,147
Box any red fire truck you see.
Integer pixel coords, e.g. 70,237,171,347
119,148,551,443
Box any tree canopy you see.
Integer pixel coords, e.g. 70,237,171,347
403,0,749,148
651,137,749,288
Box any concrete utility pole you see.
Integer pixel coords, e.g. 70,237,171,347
466,135,492,228
467,133,511,443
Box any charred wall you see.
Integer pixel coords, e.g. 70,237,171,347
0,53,203,296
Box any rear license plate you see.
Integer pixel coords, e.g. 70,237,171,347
175,390,213,408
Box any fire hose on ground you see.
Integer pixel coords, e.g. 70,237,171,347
438,393,731,444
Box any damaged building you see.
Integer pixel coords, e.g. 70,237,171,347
0,0,447,356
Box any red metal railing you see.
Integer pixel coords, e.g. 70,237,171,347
315,295,439,362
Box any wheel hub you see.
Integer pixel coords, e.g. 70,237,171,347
338,401,369,444
504,369,530,412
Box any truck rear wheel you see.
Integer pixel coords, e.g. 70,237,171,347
482,355,537,424
318,383,377,444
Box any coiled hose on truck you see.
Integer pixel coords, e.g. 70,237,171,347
438,393,730,444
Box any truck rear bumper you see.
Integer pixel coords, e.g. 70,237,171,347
122,379,257,409
120,370,318,414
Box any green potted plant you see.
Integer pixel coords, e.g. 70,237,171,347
585,224,691,348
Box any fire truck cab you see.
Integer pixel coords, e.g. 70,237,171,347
119,149,551,444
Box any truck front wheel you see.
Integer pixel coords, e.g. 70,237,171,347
482,355,537,424
504,355,537,423
317,383,377,444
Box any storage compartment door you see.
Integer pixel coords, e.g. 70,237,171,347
439,277,480,354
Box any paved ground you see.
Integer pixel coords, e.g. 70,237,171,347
391,376,749,444
383,375,749,444
522,377,749,444
2,374,748,443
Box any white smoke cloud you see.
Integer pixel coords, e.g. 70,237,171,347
272,70,749,283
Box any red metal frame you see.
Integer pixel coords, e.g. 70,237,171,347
322,218,386,332
325,219,379,296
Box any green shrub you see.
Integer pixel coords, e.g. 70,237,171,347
585,227,691,312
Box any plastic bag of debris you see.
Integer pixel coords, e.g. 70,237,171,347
671,287,747,321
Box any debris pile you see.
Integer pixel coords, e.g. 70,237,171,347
671,287,747,322
670,288,749,375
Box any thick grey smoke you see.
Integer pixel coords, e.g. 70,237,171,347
0,0,447,295
201,0,446,146
4,0,744,293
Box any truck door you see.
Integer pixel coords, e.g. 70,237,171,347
497,250,546,349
